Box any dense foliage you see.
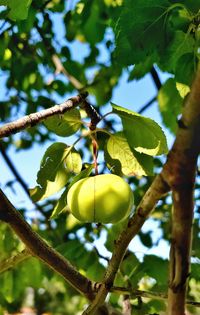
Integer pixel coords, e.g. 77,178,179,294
0,0,200,314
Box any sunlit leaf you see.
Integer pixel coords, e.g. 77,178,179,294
44,108,82,137
105,132,153,176
0,0,32,20
30,142,82,201
112,103,168,156
50,187,69,219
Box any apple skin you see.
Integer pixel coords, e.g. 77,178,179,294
67,174,133,224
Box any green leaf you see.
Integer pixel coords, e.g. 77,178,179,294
128,55,155,81
157,78,183,134
112,103,168,156
50,164,93,219
114,0,170,65
50,187,69,219
1,271,14,303
105,220,128,252
30,142,82,201
86,259,105,282
0,0,32,20
142,255,168,287
121,253,140,279
175,53,196,85
160,30,195,75
87,66,122,105
105,132,153,176
183,0,200,12
138,231,153,248
44,108,82,137
65,148,82,174
68,164,94,189
82,1,106,45
19,258,42,288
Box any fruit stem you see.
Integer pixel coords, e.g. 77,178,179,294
92,136,98,175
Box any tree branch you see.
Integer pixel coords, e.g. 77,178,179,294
35,23,84,91
163,66,200,315
82,175,170,314
0,248,31,274
0,142,30,195
138,96,156,114
83,65,200,314
81,100,102,130
0,189,95,300
150,66,162,90
0,93,87,138
52,54,84,90
110,286,200,308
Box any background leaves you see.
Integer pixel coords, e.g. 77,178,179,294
0,0,200,314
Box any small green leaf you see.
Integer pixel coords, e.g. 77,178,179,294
121,253,140,279
160,30,195,75
68,164,94,189
105,132,153,176
175,53,196,85
50,164,93,219
30,142,82,201
158,78,183,134
112,103,168,156
50,188,69,219
0,0,32,20
65,149,82,174
44,108,82,137
1,271,14,303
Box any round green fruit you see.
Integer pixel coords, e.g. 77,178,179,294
67,174,133,224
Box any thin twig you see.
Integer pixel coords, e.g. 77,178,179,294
0,143,30,195
0,142,51,225
93,246,109,263
0,93,88,138
0,248,31,274
111,286,200,308
52,54,83,90
138,96,157,114
35,23,84,91
150,66,162,90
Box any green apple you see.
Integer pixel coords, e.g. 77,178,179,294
67,174,133,223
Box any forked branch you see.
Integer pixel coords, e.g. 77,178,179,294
0,93,87,138
84,65,200,314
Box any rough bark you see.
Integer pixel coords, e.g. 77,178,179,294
84,65,200,315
